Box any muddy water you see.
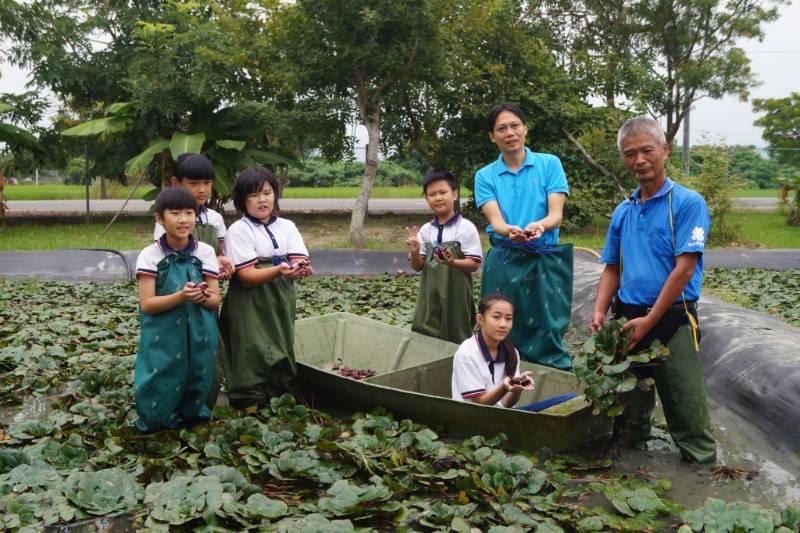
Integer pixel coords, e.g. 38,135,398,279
615,399,800,509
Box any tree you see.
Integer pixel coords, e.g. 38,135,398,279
753,92,800,169
379,0,631,224
728,148,780,189
0,95,45,175
62,101,293,208
277,0,442,247
754,92,800,224
526,0,784,145
676,144,739,244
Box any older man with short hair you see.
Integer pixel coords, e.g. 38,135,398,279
589,116,716,463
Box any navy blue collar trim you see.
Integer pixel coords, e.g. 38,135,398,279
476,333,507,364
158,234,197,254
431,213,460,228
246,213,277,227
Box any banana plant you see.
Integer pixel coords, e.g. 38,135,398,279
0,101,43,153
62,101,297,209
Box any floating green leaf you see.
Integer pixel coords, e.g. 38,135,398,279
243,493,289,520
63,468,143,515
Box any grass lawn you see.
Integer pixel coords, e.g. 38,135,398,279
731,188,779,198
1,210,797,251
728,210,800,248
4,183,157,200
4,183,470,200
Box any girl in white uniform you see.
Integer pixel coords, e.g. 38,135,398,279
452,293,576,411
219,167,312,409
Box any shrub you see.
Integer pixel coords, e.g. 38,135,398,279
286,159,421,188
674,145,740,245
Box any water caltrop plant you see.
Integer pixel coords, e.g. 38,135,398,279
573,319,669,417
1,278,798,531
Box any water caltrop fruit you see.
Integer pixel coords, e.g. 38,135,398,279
331,363,375,380
509,376,531,386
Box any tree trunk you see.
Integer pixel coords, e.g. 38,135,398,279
100,176,108,199
349,107,380,248
160,149,174,189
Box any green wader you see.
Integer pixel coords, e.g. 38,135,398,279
625,325,717,463
481,239,573,370
193,223,220,255
193,222,226,409
411,241,476,344
134,252,218,432
218,257,297,409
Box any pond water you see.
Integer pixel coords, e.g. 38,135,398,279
614,398,800,510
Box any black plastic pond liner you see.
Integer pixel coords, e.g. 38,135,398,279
0,249,135,281
571,256,800,455
0,248,419,280
698,300,800,453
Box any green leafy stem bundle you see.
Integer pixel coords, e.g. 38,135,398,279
573,319,670,417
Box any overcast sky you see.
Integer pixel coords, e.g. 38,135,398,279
680,0,800,148
2,1,799,150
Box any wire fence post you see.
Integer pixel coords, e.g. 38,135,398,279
84,144,90,223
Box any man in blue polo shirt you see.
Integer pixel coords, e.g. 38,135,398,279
475,103,573,370
590,116,716,464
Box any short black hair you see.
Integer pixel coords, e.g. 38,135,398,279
232,167,281,214
154,187,198,215
487,103,527,132
422,169,458,194
174,153,215,182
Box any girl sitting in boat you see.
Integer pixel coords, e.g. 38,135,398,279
451,293,576,411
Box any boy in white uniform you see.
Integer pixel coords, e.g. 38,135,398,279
406,170,483,344
153,153,234,279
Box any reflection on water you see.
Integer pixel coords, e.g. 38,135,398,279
11,396,51,423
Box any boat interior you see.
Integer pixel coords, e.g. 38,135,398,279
295,312,586,411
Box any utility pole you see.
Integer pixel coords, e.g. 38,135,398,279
681,108,691,174
84,144,91,223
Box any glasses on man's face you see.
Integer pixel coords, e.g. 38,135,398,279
494,122,524,135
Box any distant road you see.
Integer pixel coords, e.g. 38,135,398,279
4,197,778,217
4,198,435,217
731,197,779,210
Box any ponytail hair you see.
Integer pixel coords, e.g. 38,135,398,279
478,293,518,378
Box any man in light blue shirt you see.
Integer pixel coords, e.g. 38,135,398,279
475,103,573,370
590,116,716,464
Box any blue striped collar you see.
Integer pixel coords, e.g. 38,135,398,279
245,213,277,227
158,234,197,254
431,212,460,228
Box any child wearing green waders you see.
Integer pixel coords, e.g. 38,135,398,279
406,170,482,344
153,153,234,408
219,167,313,409
133,188,221,432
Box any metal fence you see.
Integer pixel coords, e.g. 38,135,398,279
1,171,438,220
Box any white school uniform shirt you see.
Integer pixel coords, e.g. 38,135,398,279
417,213,482,262
224,215,309,271
136,236,220,279
153,205,227,243
451,334,520,406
